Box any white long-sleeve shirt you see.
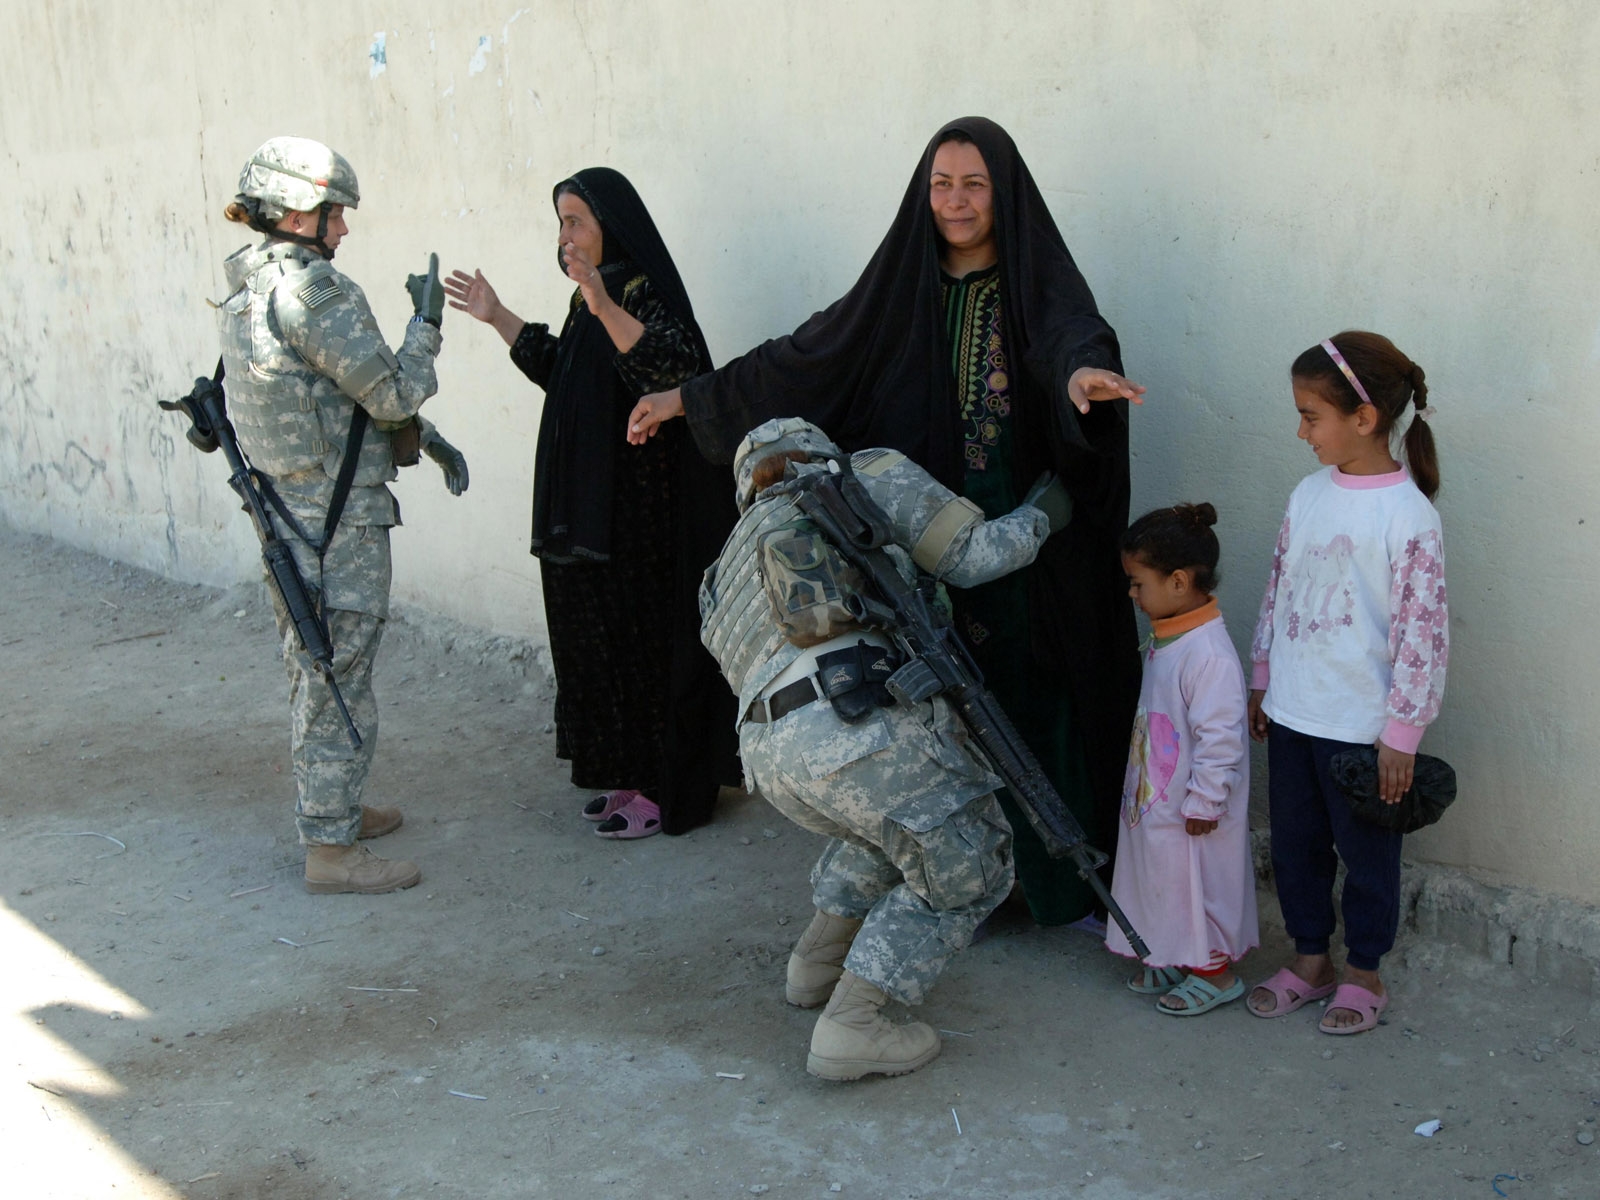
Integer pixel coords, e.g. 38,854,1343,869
1250,466,1448,753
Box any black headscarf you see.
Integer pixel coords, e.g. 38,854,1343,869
678,117,1138,810
531,167,712,560
680,116,1122,487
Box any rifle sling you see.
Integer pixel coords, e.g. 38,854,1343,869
253,404,369,560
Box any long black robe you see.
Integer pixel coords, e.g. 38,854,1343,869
523,167,739,834
677,118,1140,913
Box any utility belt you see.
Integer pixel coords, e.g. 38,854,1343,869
744,631,901,726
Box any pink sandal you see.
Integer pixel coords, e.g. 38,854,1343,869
583,790,640,822
595,794,661,840
1318,982,1388,1036
1247,967,1337,1018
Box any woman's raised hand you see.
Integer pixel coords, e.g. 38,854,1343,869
1067,366,1147,414
562,244,608,316
627,389,685,444
443,269,502,324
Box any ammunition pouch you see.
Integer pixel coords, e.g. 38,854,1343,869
815,640,902,724
389,417,422,467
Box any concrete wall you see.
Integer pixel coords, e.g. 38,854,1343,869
3,2,1595,902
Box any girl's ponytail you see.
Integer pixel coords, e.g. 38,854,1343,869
1402,361,1440,500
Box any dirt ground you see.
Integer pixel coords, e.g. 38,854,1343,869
3,520,1598,1200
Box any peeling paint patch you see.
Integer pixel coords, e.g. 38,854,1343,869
369,32,387,78
468,35,491,75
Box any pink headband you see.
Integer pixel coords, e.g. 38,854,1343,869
1321,339,1373,407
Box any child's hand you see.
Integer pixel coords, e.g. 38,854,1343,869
1375,739,1415,804
1247,689,1269,742
1185,817,1218,836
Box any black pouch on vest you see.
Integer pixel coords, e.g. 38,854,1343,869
815,640,901,724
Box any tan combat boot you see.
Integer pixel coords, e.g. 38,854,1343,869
357,805,404,839
806,970,941,1081
786,911,864,1008
304,843,421,895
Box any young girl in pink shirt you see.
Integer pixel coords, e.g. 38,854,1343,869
1106,503,1259,1015
1246,330,1447,1036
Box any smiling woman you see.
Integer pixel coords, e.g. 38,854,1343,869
625,117,1148,925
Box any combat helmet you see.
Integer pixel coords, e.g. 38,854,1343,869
232,137,359,257
732,417,842,511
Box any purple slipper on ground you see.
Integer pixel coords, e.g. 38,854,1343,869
595,795,661,840
1246,967,1337,1019
583,790,639,823
1318,982,1388,1036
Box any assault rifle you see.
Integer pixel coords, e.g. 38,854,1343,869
159,366,363,749
788,458,1150,960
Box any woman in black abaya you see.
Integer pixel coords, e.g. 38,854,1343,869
627,119,1143,922
446,168,738,838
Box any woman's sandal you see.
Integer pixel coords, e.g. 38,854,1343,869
583,790,639,823
1246,967,1338,1018
1127,965,1187,995
595,794,661,840
1156,974,1245,1016
1318,982,1388,1036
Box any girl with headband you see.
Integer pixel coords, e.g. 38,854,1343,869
1244,330,1448,1035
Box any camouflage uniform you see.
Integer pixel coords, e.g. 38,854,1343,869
217,239,442,845
701,445,1053,1004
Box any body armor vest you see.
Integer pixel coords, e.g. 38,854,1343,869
700,487,813,704
217,242,398,485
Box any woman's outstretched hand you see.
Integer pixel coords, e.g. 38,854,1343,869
627,388,685,444
444,269,524,346
444,269,500,323
1068,367,1146,414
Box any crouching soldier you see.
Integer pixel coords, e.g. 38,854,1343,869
218,137,468,894
699,418,1070,1079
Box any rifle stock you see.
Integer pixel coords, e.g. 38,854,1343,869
790,464,1149,960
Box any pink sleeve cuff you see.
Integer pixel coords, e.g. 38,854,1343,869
1250,662,1270,691
1380,720,1425,754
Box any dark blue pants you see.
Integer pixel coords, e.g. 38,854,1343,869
1267,723,1403,972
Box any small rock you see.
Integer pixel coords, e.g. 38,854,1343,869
761,828,778,839
233,608,247,619
739,837,752,846
830,1186,843,1194
591,946,606,957
542,722,554,734
1321,1050,1334,1060
622,1054,634,1062
1193,1140,1205,1150
579,876,593,887
777,916,790,926
750,1187,770,1195
1537,1043,1555,1055
1533,1052,1544,1063
1578,1130,1595,1146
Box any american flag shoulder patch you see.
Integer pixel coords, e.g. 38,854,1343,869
298,277,344,310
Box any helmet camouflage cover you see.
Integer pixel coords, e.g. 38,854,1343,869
236,136,360,219
732,417,843,511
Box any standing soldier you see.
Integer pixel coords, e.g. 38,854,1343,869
699,418,1071,1079
218,137,468,894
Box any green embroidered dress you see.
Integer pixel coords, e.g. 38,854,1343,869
943,266,1101,924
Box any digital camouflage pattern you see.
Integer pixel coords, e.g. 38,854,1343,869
269,522,390,845
758,518,869,647
236,136,361,219
218,240,441,538
741,696,1012,1004
700,436,1057,1004
219,234,441,844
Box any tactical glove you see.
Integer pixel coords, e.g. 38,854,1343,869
406,252,445,328
422,428,469,496
1022,471,1072,535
